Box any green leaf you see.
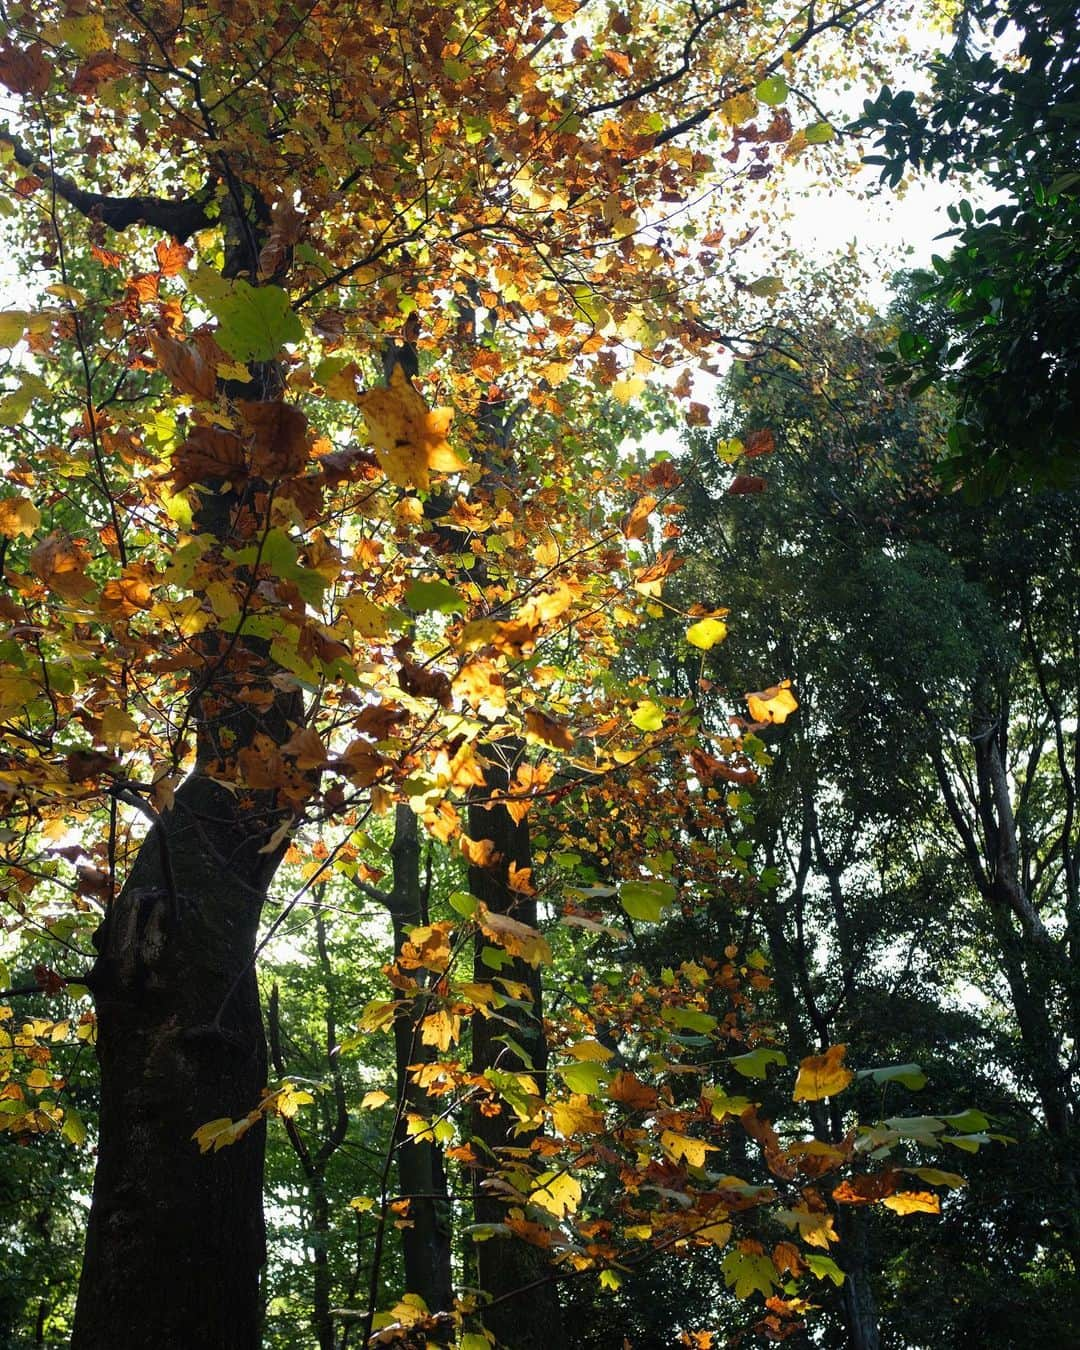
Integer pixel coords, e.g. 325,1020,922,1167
62,1106,87,1146
942,1109,989,1133
204,280,303,363
561,1060,609,1094
804,121,834,144
857,1063,927,1091
619,879,676,922
747,276,785,299
721,1249,777,1299
729,1047,787,1079
448,890,479,918
805,1254,845,1286
755,75,788,106
405,578,466,614
660,1005,717,1033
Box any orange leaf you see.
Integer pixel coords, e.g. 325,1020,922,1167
793,1045,854,1101
881,1190,941,1215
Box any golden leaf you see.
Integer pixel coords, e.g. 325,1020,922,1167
793,1044,854,1101
357,365,463,491
881,1190,941,1215
746,679,799,725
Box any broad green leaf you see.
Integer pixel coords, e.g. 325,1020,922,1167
561,1060,609,1094
857,1063,927,1091
755,75,788,105
804,121,834,143
204,279,303,363
62,1106,86,1145
721,1249,777,1299
660,1005,717,1033
729,1047,787,1079
405,578,466,614
942,1109,990,1133
620,879,676,922
805,1254,845,1286
747,276,785,299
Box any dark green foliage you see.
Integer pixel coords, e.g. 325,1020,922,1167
857,0,1080,491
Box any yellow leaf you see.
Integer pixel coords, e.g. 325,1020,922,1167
0,496,40,538
530,1170,582,1217
611,375,646,405
420,1009,462,1052
565,1039,614,1062
686,617,727,650
793,1045,854,1101
100,708,140,751
882,1191,941,1215
660,1130,717,1168
477,905,552,967
360,1090,391,1110
549,1094,605,1138
746,679,798,725
697,1220,732,1247
357,365,464,491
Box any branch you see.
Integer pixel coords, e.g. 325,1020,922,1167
2,129,215,238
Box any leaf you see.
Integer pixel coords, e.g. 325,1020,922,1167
0,496,40,538
941,1109,990,1133
30,533,93,600
660,1005,717,1033
745,680,798,724
721,1249,777,1299
619,879,676,923
793,1045,854,1101
755,76,788,106
150,332,217,402
529,1170,582,1217
907,1168,966,1189
477,906,552,967
360,1091,390,1110
804,121,835,143
0,311,28,347
747,276,785,298
204,280,304,363
729,1047,787,1080
61,1105,86,1145
405,578,466,614
856,1063,927,1091
686,617,728,649
630,700,664,732
565,1039,614,1062
549,1095,604,1137
611,375,646,404
661,1130,717,1169
881,1191,941,1215
561,1060,609,1094
357,365,463,491
805,1254,845,1286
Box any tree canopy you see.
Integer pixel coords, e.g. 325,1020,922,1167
0,0,1078,1347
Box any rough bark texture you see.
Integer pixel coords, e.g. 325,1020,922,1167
72,774,280,1349
468,751,564,1348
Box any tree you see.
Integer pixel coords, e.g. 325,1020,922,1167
858,0,1080,491
0,1,952,1346
660,299,1080,1344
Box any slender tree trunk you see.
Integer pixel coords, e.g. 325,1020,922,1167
468,751,564,1348
388,804,454,1315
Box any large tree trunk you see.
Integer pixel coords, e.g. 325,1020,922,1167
73,772,283,1348
468,750,564,1348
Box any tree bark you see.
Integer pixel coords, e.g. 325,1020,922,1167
468,750,564,1348
73,772,284,1349
388,804,455,1316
